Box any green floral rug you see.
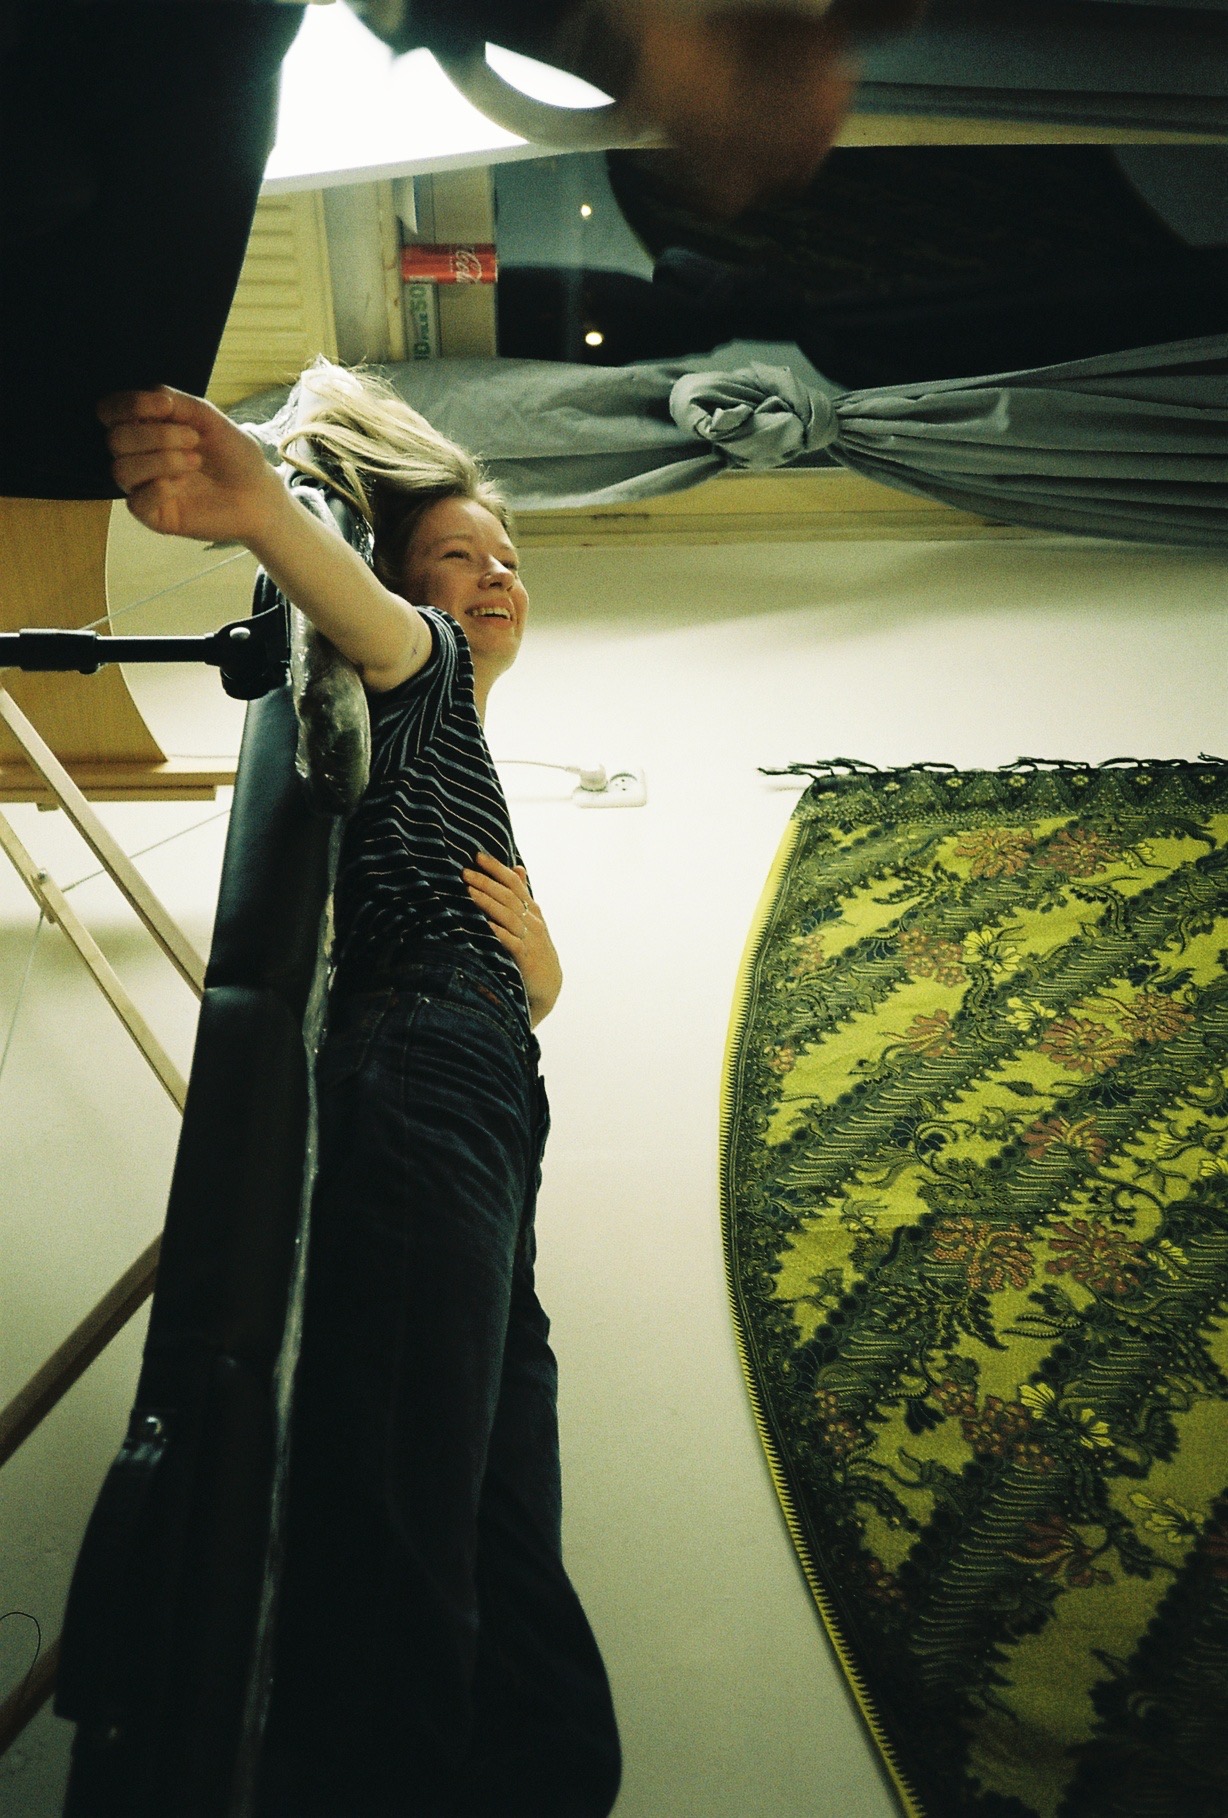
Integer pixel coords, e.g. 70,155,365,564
721,762,1228,1818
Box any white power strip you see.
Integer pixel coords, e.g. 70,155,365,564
496,759,649,808
572,767,648,809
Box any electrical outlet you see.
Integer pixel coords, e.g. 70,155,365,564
572,767,647,809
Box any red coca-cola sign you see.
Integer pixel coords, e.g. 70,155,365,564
400,243,497,285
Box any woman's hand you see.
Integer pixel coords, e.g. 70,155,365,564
464,852,563,1029
97,385,286,546
98,383,430,690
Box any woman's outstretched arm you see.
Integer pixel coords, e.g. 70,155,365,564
98,386,431,693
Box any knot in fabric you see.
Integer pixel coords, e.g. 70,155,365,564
668,364,839,471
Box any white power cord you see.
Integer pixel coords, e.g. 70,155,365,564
0,912,44,1099
496,759,609,792
495,759,648,809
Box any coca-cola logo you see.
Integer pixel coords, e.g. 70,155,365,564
451,248,483,284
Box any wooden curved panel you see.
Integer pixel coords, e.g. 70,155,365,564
0,497,165,765
0,497,237,799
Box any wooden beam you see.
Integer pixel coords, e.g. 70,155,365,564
0,691,206,996
513,468,1027,549
0,812,188,1110
0,1239,160,1472
0,1635,60,1756
836,112,1227,148
0,757,234,805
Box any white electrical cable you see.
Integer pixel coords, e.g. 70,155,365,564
83,549,252,633
496,759,609,792
0,912,45,1098
59,807,232,897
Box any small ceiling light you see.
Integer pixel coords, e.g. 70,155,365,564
584,330,604,347
579,203,593,218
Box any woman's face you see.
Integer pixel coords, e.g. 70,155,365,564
401,496,528,681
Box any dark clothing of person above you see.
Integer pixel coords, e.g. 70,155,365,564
565,144,1228,388
257,962,621,1818
0,1,303,498
607,146,1201,282
496,247,1228,388
654,243,1228,389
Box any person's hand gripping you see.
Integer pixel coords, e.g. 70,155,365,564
97,386,285,546
464,853,564,1028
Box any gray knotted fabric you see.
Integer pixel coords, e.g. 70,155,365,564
668,365,838,471
235,335,1228,546
236,351,841,512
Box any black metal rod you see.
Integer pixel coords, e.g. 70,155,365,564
0,628,240,670
0,609,289,701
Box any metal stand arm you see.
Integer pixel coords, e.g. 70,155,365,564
0,605,289,701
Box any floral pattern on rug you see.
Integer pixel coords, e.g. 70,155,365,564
722,764,1228,1818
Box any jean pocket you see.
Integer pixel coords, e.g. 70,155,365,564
426,991,530,1059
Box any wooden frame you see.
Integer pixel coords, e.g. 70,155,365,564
0,1239,162,1475
513,467,1031,548
0,498,213,1746
835,115,1226,148
0,692,207,994
0,497,237,804
0,726,199,1750
0,812,190,1110
0,1640,61,1758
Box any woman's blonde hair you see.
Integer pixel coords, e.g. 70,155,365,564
275,358,509,589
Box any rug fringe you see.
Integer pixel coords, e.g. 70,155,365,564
759,754,1228,784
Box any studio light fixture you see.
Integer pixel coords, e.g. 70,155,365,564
263,6,613,193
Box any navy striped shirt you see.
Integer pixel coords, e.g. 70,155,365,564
331,604,530,1022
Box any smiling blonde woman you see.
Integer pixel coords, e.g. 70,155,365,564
99,366,620,1818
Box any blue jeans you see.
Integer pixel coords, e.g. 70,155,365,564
258,960,621,1818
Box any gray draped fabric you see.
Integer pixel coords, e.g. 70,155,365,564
857,0,1228,134
234,346,842,509
829,338,1228,544
394,351,841,505
236,337,1228,546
